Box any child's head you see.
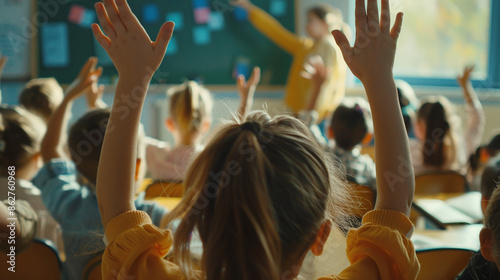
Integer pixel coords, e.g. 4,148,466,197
166,81,213,145
415,97,458,169
330,98,372,151
165,111,351,279
480,184,500,271
481,156,500,215
0,106,46,180
68,109,146,188
19,78,64,124
396,80,419,135
307,4,348,40
469,134,500,176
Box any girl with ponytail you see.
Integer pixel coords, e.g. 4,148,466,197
145,81,213,181
94,0,419,279
411,66,485,175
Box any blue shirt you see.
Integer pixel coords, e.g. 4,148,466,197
32,159,168,280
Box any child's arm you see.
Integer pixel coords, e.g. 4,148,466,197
237,66,260,120
92,0,174,228
231,0,303,54
332,0,414,216
86,82,107,110
457,66,485,156
40,58,102,163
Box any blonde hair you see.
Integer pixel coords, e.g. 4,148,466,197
19,78,64,124
168,81,213,135
163,111,353,280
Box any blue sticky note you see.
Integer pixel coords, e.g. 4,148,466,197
192,26,211,45
166,36,178,55
166,12,184,30
79,9,96,28
192,0,208,9
270,0,287,17
208,12,224,31
233,58,251,79
41,23,69,68
142,4,160,23
233,6,248,22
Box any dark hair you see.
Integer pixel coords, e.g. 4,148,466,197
469,135,500,173
19,78,63,123
330,101,371,151
163,111,352,279
0,106,46,174
485,186,500,265
481,158,500,199
418,101,454,168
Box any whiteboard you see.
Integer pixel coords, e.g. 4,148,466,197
0,0,34,80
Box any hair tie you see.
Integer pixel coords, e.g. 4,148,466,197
241,122,261,136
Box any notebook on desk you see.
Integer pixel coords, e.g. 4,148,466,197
413,192,483,228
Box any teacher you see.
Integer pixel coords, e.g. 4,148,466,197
232,0,350,122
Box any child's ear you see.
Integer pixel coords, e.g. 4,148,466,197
480,227,496,262
165,118,175,132
135,159,141,182
481,197,490,217
362,133,373,146
310,220,332,256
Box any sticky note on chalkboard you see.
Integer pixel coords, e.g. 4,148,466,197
166,36,178,55
233,6,248,22
192,26,211,46
194,7,210,24
80,9,96,28
143,3,160,23
233,57,251,79
41,23,69,68
270,0,287,17
208,12,224,31
68,5,85,24
192,0,208,9
166,12,184,30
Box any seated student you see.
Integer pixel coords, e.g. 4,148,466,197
145,81,213,181
0,106,62,249
457,162,500,280
300,57,376,190
92,0,418,279
411,66,485,176
0,200,38,254
18,78,64,125
32,57,168,280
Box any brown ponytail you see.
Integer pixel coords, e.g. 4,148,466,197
164,111,352,279
418,98,457,169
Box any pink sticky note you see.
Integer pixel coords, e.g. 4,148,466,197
68,5,85,24
194,7,210,24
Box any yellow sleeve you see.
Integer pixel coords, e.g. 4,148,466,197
318,210,420,280
248,5,304,55
103,211,188,280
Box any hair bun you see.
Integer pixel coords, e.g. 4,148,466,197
241,122,262,136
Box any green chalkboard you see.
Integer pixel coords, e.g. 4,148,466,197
37,0,296,85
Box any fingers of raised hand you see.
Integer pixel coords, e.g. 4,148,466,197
390,12,404,41
95,3,116,39
249,67,261,85
103,0,127,33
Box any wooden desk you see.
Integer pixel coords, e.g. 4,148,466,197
412,224,482,251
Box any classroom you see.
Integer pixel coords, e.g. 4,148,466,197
0,0,499,279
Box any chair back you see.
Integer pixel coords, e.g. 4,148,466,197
145,180,184,198
416,248,474,280
415,171,467,195
0,239,61,280
351,184,375,218
360,146,376,161
82,252,103,280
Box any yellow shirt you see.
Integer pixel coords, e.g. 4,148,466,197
248,6,346,120
102,209,419,279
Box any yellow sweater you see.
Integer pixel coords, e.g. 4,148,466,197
102,209,419,279
248,6,346,120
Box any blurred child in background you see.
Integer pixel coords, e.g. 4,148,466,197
411,66,485,175
19,78,64,124
31,58,168,280
0,106,62,250
468,134,500,190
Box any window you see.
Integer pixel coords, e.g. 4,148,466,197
394,0,491,81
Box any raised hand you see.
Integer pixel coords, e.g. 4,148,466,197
237,66,260,120
87,83,107,110
302,56,330,89
92,0,174,79
65,57,102,101
332,0,403,83
457,65,475,88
